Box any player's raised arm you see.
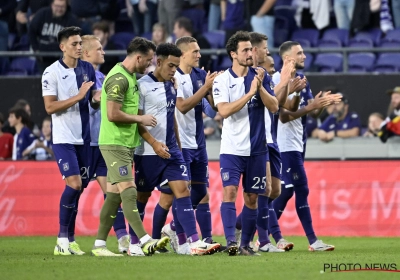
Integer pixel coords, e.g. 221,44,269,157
257,68,279,113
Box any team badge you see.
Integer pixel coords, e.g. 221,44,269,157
170,86,176,95
83,73,89,82
270,81,275,90
139,179,144,186
63,162,69,171
119,166,128,176
293,173,299,180
222,172,229,181
197,80,203,88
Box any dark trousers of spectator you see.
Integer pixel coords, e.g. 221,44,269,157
158,0,184,35
132,2,158,35
0,20,9,51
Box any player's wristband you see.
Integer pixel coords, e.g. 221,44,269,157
91,97,99,104
294,91,301,97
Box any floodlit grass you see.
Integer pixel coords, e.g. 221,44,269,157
0,236,399,280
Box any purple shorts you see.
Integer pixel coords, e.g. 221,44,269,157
134,147,188,193
281,151,308,187
90,146,107,178
267,143,282,180
182,147,208,183
53,143,91,188
219,153,267,194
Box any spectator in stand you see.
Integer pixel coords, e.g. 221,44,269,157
22,116,54,160
392,0,400,28
221,0,245,44
208,0,221,31
92,21,119,75
173,17,212,70
386,86,400,117
145,23,168,73
0,0,17,51
249,0,276,47
29,0,80,73
203,113,221,140
333,0,355,29
126,0,158,35
363,112,384,137
317,93,361,142
0,113,13,160
15,0,51,34
158,0,184,35
8,107,36,160
2,99,39,136
69,0,118,35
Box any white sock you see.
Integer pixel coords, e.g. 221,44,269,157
140,234,151,245
57,237,69,247
94,240,106,247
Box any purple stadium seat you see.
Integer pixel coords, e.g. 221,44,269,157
348,53,375,71
380,41,400,48
9,58,37,75
203,31,226,49
321,28,349,46
318,38,342,48
382,28,400,41
314,53,343,72
110,32,135,49
0,57,10,75
274,15,290,47
6,70,28,76
304,53,313,71
12,34,30,51
374,53,400,72
295,38,311,48
141,32,152,41
291,29,319,47
353,28,382,46
181,8,206,33
348,38,374,48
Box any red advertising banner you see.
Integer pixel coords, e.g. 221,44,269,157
0,160,399,236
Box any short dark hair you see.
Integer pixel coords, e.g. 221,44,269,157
14,99,29,108
92,21,110,34
127,37,156,55
279,41,300,57
226,31,251,61
9,107,30,125
175,17,193,34
0,112,4,125
156,43,182,58
249,32,268,47
43,116,52,123
175,36,197,49
57,26,82,43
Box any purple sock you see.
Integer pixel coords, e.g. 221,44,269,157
268,198,283,243
113,206,127,238
235,212,242,230
190,183,207,208
68,190,82,242
177,232,187,245
256,196,271,247
59,186,80,238
295,183,317,244
171,199,184,234
175,197,198,242
195,203,212,240
240,205,258,248
129,200,147,242
152,203,169,239
270,185,294,241
220,202,236,244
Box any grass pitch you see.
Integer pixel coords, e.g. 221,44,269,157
0,236,399,280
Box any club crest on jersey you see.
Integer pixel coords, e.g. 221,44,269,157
119,166,128,176
293,173,299,180
197,80,203,88
170,86,176,95
63,162,69,171
139,179,144,186
83,73,89,82
270,81,275,90
222,172,229,181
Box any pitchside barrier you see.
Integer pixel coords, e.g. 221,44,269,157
0,160,399,237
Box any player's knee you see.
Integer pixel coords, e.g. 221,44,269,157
223,186,237,202
243,193,258,209
65,176,82,190
270,188,281,199
159,193,173,209
137,191,151,204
